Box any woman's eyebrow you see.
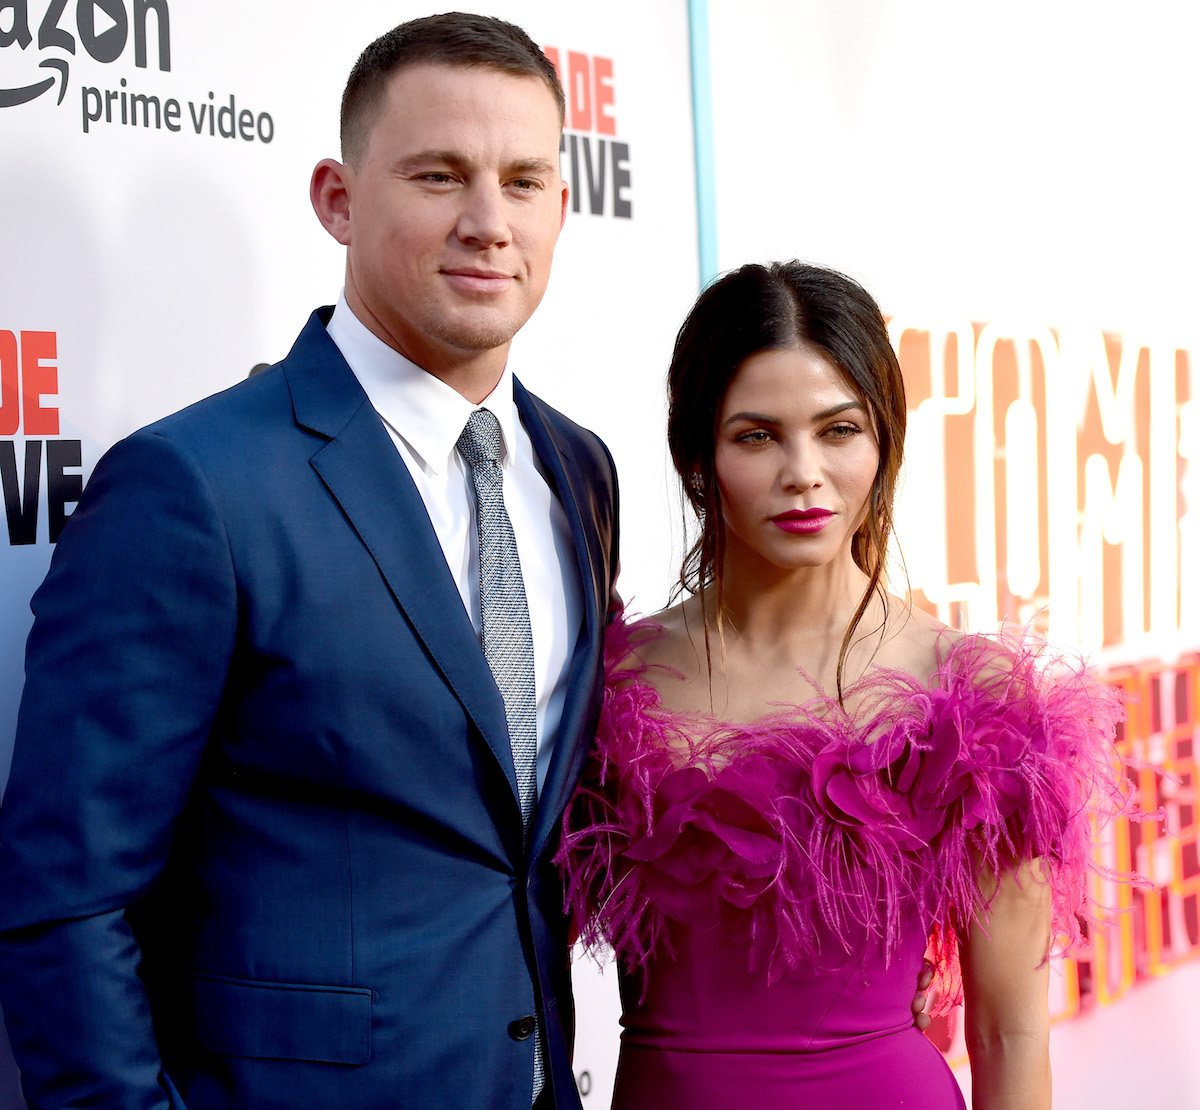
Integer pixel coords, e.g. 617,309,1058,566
722,400,866,428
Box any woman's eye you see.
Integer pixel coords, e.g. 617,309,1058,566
827,423,861,439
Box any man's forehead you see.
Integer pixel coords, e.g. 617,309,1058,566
362,63,564,164
383,62,560,112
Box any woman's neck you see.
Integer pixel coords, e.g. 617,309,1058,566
718,553,871,644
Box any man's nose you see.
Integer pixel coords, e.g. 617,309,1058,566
456,182,510,248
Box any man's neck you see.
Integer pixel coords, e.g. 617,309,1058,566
340,293,509,404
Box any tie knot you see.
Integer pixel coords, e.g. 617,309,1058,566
457,408,503,468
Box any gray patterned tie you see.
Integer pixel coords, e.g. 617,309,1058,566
456,409,545,1101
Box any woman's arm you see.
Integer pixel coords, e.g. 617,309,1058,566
959,858,1053,1110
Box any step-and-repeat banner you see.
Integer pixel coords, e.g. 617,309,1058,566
0,2,697,1104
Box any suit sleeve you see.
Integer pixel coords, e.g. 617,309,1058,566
0,429,239,1110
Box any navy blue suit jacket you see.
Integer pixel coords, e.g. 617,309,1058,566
0,309,619,1109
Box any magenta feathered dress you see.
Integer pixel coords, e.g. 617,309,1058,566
557,617,1126,1109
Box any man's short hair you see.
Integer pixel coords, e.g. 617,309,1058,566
340,11,566,166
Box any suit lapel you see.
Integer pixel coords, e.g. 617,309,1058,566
515,382,608,859
283,311,520,809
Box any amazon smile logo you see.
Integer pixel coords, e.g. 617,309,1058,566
0,0,170,109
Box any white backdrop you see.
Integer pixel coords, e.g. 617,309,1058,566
0,1,697,1104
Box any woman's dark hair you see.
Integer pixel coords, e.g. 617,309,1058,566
667,261,907,700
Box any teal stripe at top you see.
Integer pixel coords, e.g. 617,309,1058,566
687,0,718,289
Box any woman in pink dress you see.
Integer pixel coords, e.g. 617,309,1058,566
559,262,1124,1109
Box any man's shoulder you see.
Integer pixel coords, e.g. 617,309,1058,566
146,361,290,437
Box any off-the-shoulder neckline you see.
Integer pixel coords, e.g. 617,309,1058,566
606,615,1020,730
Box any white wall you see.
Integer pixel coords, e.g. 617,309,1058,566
708,0,1200,343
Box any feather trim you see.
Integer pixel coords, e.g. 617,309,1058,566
556,615,1133,1007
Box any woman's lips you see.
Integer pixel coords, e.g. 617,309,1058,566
771,509,834,534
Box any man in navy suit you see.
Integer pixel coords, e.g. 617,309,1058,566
0,13,616,1109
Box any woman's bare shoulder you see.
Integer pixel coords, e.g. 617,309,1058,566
877,599,1030,689
872,598,957,685
624,601,705,677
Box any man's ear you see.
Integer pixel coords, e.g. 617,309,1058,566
310,158,353,246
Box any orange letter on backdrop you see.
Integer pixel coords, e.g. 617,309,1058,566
568,51,592,132
0,331,17,436
21,331,59,436
593,56,615,135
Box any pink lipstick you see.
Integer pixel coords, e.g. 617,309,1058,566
771,509,834,534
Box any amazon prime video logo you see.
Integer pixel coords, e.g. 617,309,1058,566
1,0,170,108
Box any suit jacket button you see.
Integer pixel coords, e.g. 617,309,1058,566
508,1016,536,1041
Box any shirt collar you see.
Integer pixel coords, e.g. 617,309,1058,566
326,292,518,475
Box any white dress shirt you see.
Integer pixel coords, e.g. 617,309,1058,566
326,295,583,791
